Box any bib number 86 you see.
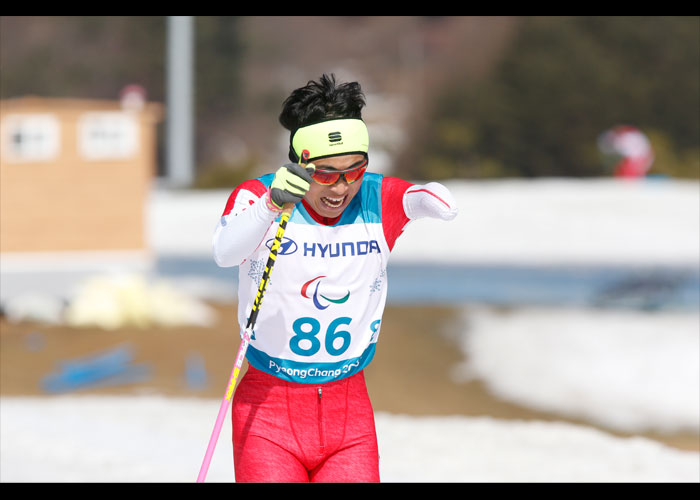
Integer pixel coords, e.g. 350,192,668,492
291,317,351,357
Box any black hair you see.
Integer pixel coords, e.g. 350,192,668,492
279,73,366,132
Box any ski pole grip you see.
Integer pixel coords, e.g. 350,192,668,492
281,148,310,216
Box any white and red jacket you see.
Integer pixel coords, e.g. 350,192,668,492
212,172,457,384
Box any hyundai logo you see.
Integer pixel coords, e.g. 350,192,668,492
265,236,298,255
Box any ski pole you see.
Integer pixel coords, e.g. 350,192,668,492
196,150,309,483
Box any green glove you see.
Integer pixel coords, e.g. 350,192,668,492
269,163,316,209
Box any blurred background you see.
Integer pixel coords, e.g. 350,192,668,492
0,16,698,482
2,16,698,184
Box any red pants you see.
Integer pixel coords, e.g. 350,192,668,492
231,364,380,482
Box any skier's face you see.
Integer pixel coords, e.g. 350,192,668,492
304,154,366,219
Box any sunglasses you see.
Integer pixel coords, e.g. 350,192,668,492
310,158,368,186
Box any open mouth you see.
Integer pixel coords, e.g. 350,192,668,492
321,195,346,210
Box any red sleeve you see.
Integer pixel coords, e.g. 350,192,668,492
381,176,413,251
221,179,268,216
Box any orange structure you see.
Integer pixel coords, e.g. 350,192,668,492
0,95,162,255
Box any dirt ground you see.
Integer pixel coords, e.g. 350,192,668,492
1,302,698,452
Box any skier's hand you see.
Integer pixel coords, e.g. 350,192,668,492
268,163,316,210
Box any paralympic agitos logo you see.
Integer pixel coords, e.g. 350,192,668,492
301,276,350,310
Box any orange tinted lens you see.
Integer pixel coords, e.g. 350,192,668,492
344,166,366,183
312,159,368,185
311,171,341,185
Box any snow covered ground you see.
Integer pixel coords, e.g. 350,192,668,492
1,177,699,482
453,306,699,435
0,394,697,483
2,303,699,482
147,177,700,267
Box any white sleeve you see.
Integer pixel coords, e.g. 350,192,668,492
402,182,458,221
212,191,280,267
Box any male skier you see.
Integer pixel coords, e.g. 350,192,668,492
212,74,457,482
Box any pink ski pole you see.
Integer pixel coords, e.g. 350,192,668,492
197,151,309,482
197,206,292,482
196,326,252,482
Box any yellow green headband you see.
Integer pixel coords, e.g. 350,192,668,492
290,118,369,163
